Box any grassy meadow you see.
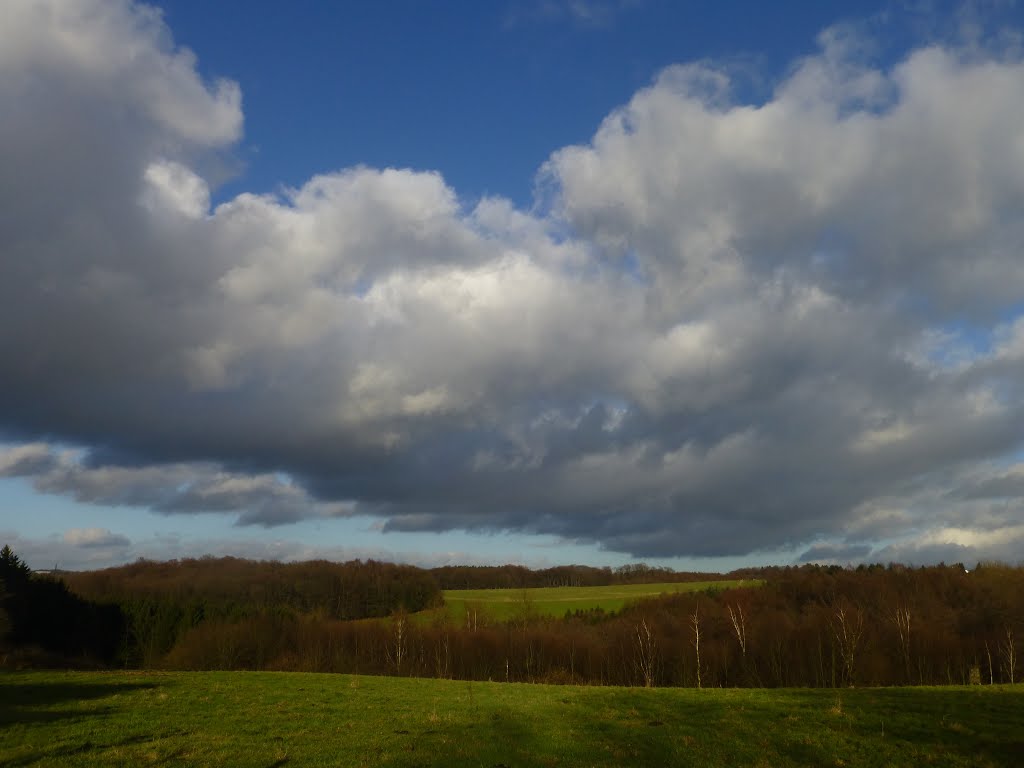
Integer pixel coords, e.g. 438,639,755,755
2,670,1021,767
439,578,758,622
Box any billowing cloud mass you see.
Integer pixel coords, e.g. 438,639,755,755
0,444,350,526
2,1,1024,563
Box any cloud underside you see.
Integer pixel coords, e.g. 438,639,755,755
2,1,1024,562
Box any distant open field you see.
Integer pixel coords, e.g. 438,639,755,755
2,670,1021,767
440,578,758,621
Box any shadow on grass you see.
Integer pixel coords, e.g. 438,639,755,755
0,731,181,768
380,685,1024,768
836,687,1024,767
0,675,168,767
0,677,159,727
727,686,1024,768
378,690,701,768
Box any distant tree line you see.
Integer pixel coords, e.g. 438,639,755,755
431,563,714,589
1,551,439,667
2,545,1022,688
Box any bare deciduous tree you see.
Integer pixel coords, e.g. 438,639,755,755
1000,626,1017,684
831,604,865,687
692,603,702,689
728,603,747,658
465,603,480,632
386,610,407,675
635,618,656,688
728,603,747,684
892,604,911,682
434,628,451,678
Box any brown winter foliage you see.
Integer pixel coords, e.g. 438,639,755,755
6,548,1023,687
66,556,440,619
55,556,440,667
162,563,1024,688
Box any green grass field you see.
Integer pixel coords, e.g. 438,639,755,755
2,671,1021,767
440,579,757,622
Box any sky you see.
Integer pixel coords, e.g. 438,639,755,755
3,0,1024,572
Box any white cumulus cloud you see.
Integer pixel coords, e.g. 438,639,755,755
1,2,1023,561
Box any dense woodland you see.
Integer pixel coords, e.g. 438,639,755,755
1,545,1021,688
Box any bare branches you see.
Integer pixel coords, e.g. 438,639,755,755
386,610,408,674
1000,627,1017,684
692,604,702,689
831,604,865,687
635,618,657,688
892,605,911,682
728,604,747,658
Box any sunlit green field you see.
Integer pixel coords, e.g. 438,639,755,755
2,671,1021,767
440,579,758,621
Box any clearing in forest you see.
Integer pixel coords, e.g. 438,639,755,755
440,578,757,621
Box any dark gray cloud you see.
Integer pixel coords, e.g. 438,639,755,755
0,445,347,527
954,468,1024,501
2,1,1024,562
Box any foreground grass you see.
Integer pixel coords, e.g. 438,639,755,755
441,579,757,622
2,671,1021,767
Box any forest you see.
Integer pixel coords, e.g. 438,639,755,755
1,545,1021,689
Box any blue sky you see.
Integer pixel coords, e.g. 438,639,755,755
3,0,1024,571
159,0,906,206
